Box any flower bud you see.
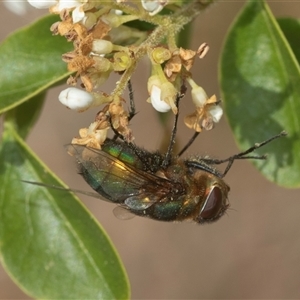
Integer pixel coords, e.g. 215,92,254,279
151,47,171,64
191,85,208,107
113,52,132,71
59,87,94,112
187,77,208,107
92,40,114,54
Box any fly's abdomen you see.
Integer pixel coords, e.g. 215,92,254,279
132,196,199,222
79,159,142,203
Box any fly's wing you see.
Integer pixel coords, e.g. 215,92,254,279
67,144,174,207
113,206,136,220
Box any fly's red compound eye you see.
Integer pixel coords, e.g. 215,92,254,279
200,186,224,220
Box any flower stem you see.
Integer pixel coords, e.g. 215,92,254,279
112,0,216,98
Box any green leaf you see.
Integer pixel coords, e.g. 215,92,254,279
6,92,46,139
0,15,72,114
278,18,300,64
0,121,130,299
219,0,300,188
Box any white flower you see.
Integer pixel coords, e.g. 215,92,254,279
71,1,97,24
189,81,223,123
147,75,178,113
185,78,223,132
72,5,85,23
54,0,85,23
209,105,223,123
72,122,109,149
47,0,94,24
59,87,95,112
189,83,223,123
150,85,171,113
141,0,168,16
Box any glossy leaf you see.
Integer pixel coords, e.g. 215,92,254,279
219,0,300,188
0,121,130,299
6,92,46,139
0,15,72,114
278,18,300,64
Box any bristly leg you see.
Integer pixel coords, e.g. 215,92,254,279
127,79,136,122
161,85,187,168
178,131,200,157
202,131,287,178
112,80,136,141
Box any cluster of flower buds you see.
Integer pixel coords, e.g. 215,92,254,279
27,0,222,147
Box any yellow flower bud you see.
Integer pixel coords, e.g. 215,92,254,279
151,47,171,64
113,52,132,71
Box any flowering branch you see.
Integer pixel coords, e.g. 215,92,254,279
26,0,221,148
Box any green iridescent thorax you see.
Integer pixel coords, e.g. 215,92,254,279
101,139,145,169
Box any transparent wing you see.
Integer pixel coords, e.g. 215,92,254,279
67,144,174,205
113,206,136,220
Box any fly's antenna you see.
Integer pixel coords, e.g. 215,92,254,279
202,131,287,178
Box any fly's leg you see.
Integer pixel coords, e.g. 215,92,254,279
201,131,287,177
162,84,187,168
111,80,137,141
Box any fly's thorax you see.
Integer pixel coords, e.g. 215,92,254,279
102,139,165,173
102,139,145,169
158,159,192,197
162,159,189,181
